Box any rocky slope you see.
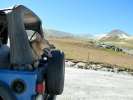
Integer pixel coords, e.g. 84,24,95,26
100,29,129,41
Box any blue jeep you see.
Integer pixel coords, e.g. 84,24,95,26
0,5,65,100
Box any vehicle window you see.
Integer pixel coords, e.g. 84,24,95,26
26,30,38,41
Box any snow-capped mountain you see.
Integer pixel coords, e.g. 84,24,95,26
100,29,129,41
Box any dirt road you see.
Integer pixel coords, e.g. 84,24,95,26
57,67,133,100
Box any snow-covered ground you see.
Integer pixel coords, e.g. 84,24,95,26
57,67,133,100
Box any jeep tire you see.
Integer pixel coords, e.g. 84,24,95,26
46,50,65,95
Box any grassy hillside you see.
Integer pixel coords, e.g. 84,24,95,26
48,37,133,69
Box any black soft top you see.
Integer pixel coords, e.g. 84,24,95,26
0,5,44,65
0,5,43,37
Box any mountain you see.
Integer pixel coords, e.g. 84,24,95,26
45,29,74,38
45,29,93,40
100,29,129,41
45,29,130,41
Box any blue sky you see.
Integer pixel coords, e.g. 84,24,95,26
1,0,133,35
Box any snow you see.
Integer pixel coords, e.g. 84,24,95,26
99,33,128,39
57,67,133,100
94,34,107,40
119,34,128,39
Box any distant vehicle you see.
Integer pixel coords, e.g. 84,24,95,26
96,43,113,49
0,5,65,100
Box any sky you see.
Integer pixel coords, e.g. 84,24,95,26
0,0,133,35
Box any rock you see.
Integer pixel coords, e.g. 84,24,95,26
100,68,109,72
113,68,118,73
76,62,86,69
129,72,133,76
96,65,102,69
65,61,75,67
90,64,97,70
108,68,114,72
120,71,128,75
117,68,127,72
84,65,90,69
85,65,91,69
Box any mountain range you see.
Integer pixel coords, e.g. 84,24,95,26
45,29,131,41
45,29,74,38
